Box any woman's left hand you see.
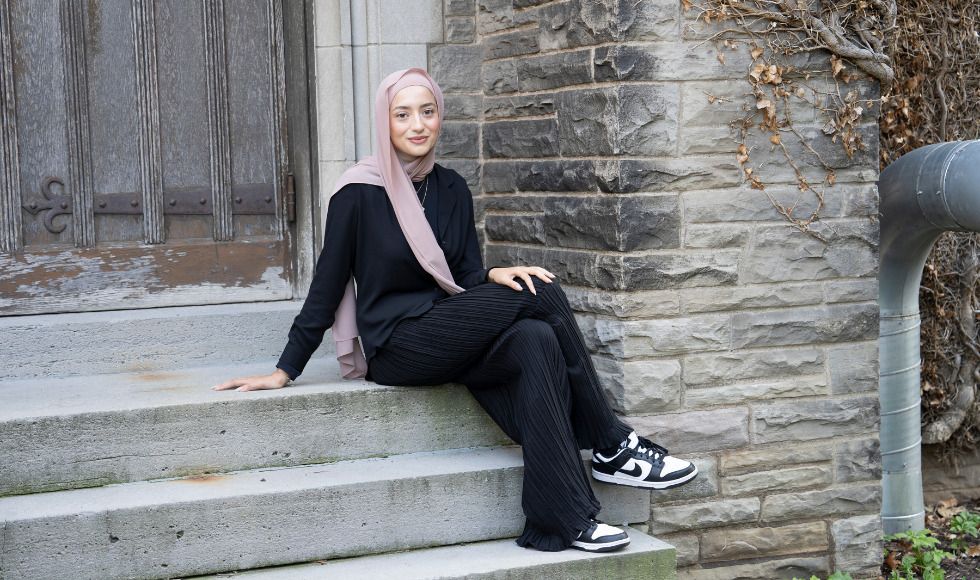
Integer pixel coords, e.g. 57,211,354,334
487,266,555,294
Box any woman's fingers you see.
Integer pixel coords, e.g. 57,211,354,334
213,378,247,390
517,271,536,294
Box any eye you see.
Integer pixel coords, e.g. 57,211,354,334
423,108,435,116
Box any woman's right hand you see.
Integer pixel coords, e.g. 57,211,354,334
212,368,291,392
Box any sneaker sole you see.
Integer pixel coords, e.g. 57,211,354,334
570,537,631,552
591,465,699,490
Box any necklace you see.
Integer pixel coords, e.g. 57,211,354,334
414,175,429,210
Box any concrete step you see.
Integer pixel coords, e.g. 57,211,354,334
0,301,320,380
185,528,675,580
0,447,651,580
0,358,509,496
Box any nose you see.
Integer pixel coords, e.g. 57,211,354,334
410,113,425,133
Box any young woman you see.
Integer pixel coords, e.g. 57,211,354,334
214,68,697,553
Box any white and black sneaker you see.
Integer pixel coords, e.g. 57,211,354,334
570,520,631,552
592,432,698,490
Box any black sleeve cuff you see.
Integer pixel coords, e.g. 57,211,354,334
276,362,300,381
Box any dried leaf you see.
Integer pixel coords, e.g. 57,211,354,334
968,545,980,557
717,53,726,65
827,173,837,186
750,45,764,60
708,95,717,104
770,134,782,146
796,86,806,98
750,62,766,81
831,55,846,77
681,0,692,10
738,144,748,156
756,98,773,109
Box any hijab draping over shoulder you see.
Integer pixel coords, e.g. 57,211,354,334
328,68,465,379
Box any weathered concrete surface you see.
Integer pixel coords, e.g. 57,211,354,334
0,301,330,380
0,359,509,496
188,529,675,580
0,446,648,580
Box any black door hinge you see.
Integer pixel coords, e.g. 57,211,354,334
286,173,296,223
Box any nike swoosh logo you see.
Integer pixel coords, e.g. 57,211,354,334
620,463,643,477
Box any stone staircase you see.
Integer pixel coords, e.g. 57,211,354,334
0,302,676,580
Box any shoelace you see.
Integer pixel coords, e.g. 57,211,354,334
632,436,669,462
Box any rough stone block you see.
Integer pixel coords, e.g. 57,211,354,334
435,122,479,158
829,342,879,394
544,195,680,251
518,50,593,91
684,348,825,386
444,94,483,121
555,85,679,157
721,445,833,472
483,29,539,60
649,497,760,534
439,159,481,191
754,397,879,443
837,438,882,484
446,0,476,16
595,357,682,414
564,288,680,317
515,0,616,51
684,223,749,249
685,375,829,407
761,484,881,522
665,534,700,567
477,0,514,34
657,457,719,503
744,124,878,184
484,195,546,212
826,279,879,303
597,158,740,194
622,250,740,291
485,214,546,245
589,315,731,358
701,522,828,563
833,515,884,573
683,184,845,223
429,44,482,92
483,60,518,94
629,407,750,453
484,245,610,289
595,43,753,82
618,0,678,41
680,126,739,156
484,94,556,118
677,557,829,580
742,221,878,283
683,284,825,314
844,184,879,217
482,160,597,193
682,80,762,126
483,119,559,158
731,304,879,349
722,465,833,495
446,16,476,44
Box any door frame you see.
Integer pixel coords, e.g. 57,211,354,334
283,0,320,298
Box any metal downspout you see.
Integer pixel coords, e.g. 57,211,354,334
878,140,980,535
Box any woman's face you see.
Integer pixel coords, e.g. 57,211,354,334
388,85,440,163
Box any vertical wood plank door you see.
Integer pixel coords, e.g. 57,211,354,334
0,0,292,315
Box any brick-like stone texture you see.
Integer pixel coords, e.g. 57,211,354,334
677,558,830,580
436,122,480,158
701,522,828,562
829,342,879,394
836,438,882,483
588,315,731,358
742,221,878,283
732,304,879,349
555,86,679,157
544,195,681,251
485,214,546,244
650,497,760,534
483,60,518,94
595,358,682,414
683,348,825,386
833,515,884,572
484,94,556,119
630,407,750,453
722,445,833,472
657,457,719,503
483,119,558,158
684,223,749,249
721,465,833,495
446,0,475,16
683,283,825,314
568,288,680,318
517,50,593,91
685,375,828,407
430,44,482,92
477,0,513,34
754,397,880,443
444,95,483,121
446,17,476,44
597,158,741,194
761,484,881,522
666,534,700,567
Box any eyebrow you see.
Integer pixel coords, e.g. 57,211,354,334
392,102,437,111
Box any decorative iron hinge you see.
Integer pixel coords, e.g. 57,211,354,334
286,173,296,223
22,177,72,234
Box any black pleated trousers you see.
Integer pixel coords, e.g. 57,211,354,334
370,278,633,551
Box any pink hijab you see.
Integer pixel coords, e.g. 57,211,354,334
328,68,465,379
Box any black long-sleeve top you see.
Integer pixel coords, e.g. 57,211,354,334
277,164,490,379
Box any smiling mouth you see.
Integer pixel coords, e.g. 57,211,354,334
408,136,428,144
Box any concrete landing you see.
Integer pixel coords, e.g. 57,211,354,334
0,447,651,580
0,301,322,380
0,358,509,495
186,529,676,580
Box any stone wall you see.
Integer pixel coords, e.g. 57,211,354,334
428,0,884,578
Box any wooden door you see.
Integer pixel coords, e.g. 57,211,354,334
0,0,292,315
